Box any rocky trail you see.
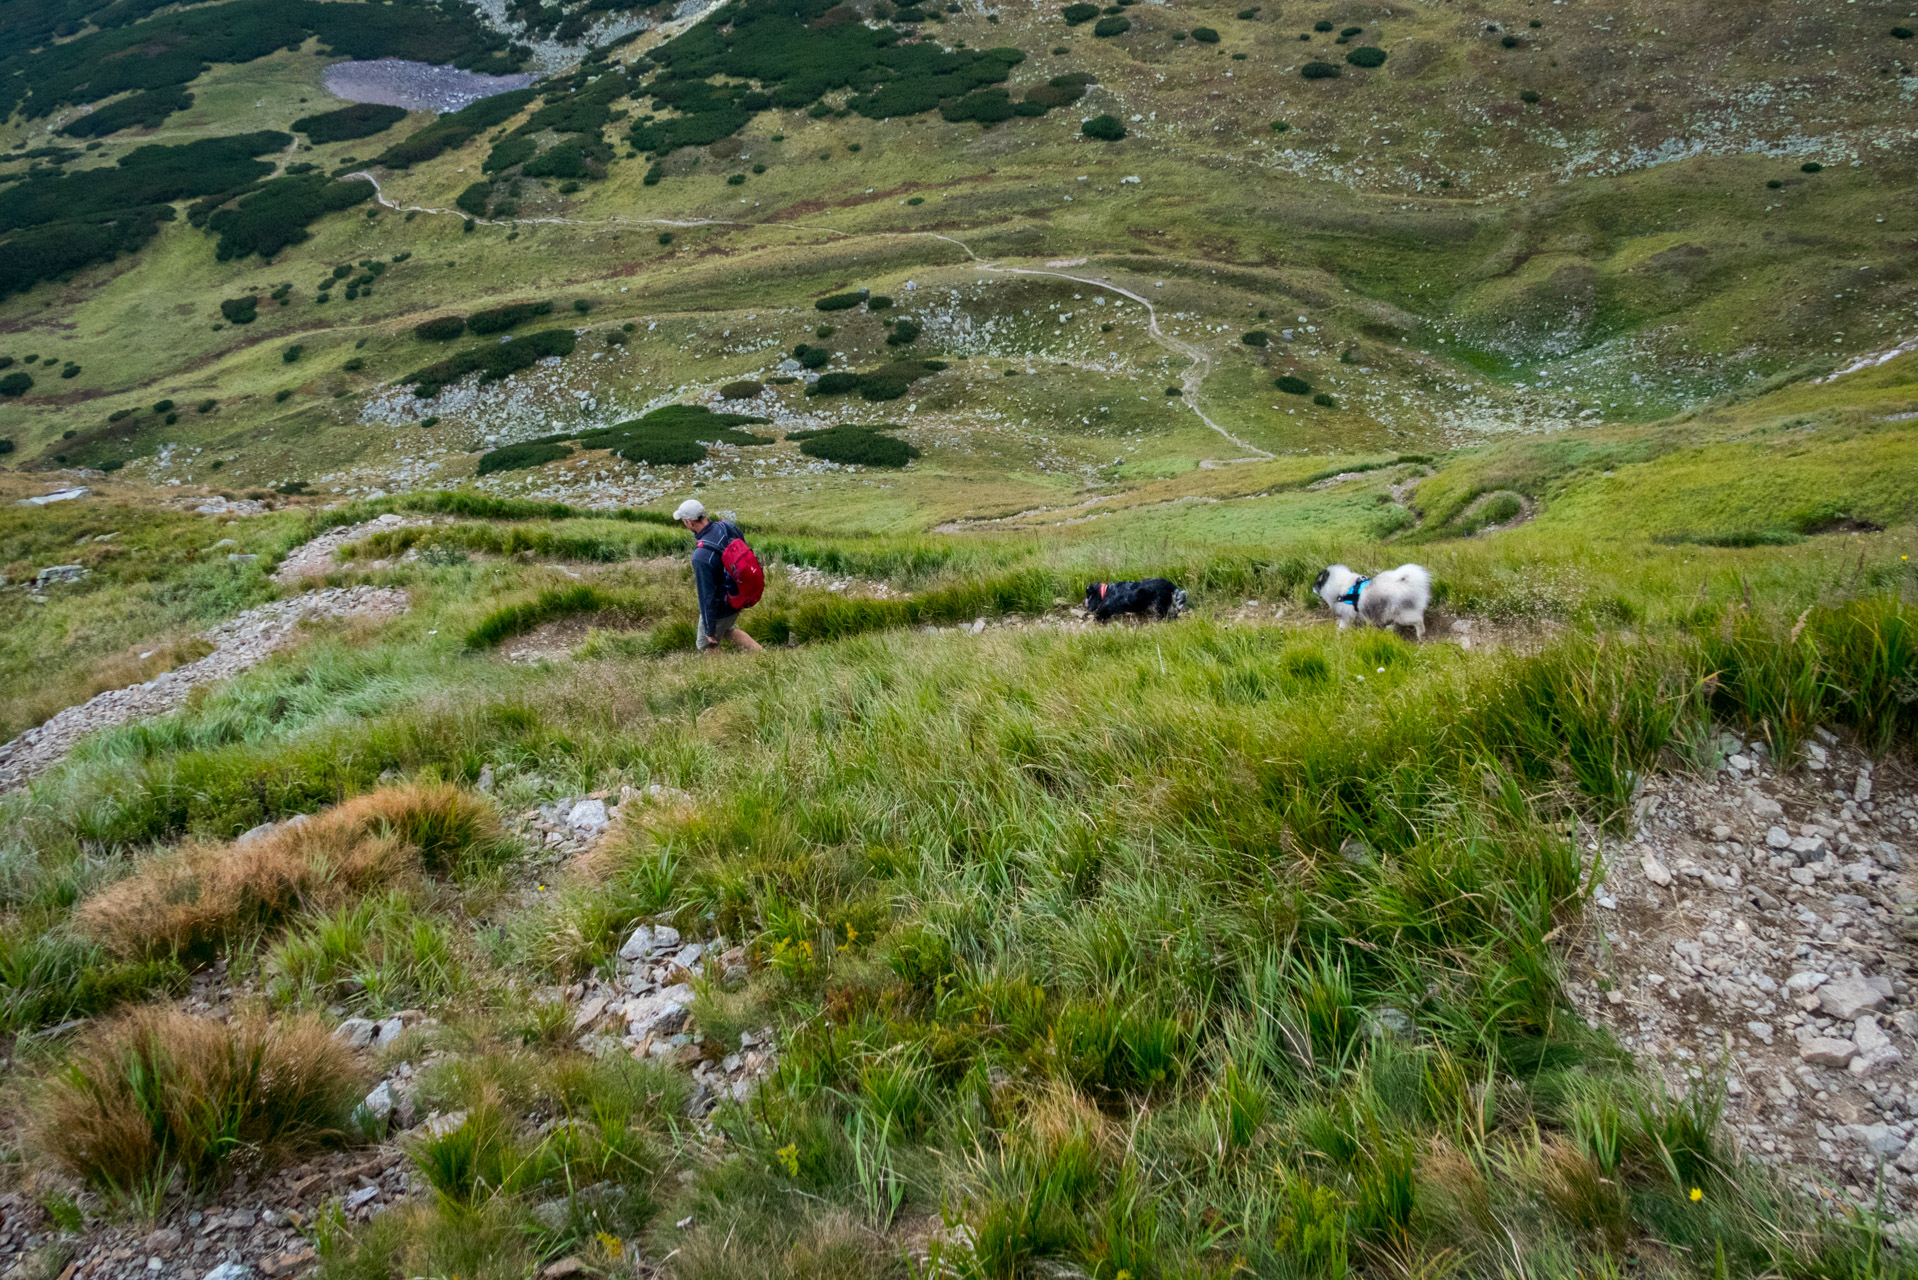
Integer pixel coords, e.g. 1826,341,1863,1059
1569,733,1918,1226
0,587,410,791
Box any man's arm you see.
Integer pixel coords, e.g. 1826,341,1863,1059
692,544,721,639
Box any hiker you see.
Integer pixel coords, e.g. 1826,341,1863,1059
674,498,766,653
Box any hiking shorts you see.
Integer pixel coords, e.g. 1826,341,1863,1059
697,610,740,650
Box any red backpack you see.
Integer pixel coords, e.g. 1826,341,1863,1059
719,533,764,610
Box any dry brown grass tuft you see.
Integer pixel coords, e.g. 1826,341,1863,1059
78,784,498,959
33,1006,365,1192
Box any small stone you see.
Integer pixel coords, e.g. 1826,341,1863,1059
619,926,655,960
362,1081,395,1127
543,1258,586,1279
1801,1037,1859,1067
343,1186,380,1210
260,1247,315,1279
374,1017,403,1049
649,924,682,953
476,765,495,793
1898,1137,1918,1175
144,1229,183,1254
204,1264,252,1280
572,995,609,1034
1851,1123,1906,1159
1821,977,1889,1020
1729,753,1753,772
568,798,608,832
1851,1018,1903,1077
422,1109,468,1138
1747,1022,1774,1045
1766,826,1793,850
333,1018,375,1048
1750,794,1785,821
1640,854,1673,887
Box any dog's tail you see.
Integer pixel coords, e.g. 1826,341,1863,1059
1172,587,1188,616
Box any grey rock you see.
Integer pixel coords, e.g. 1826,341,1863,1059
571,995,609,1034
334,1017,376,1048
144,1228,183,1254
1641,854,1672,887
362,1081,395,1126
15,487,89,507
618,927,655,961
650,924,682,952
34,564,87,586
668,943,704,971
374,1016,403,1049
1746,1021,1774,1044
1766,825,1792,849
227,553,259,564
204,1264,252,1280
1848,1122,1906,1160
1820,977,1888,1020
1851,1017,1903,1077
1800,1036,1858,1067
343,1186,380,1210
421,1109,468,1138
1749,794,1785,821
568,798,608,832
1897,1136,1918,1174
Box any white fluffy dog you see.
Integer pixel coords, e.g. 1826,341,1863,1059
1314,563,1432,640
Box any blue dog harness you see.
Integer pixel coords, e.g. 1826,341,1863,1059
1337,578,1369,609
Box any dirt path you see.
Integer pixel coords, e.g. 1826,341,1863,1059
0,588,410,791
344,174,1270,466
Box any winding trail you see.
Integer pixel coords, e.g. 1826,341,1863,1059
346,173,1271,464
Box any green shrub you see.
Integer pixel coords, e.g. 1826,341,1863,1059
415,315,466,341
1242,330,1269,346
868,294,893,310
886,318,922,345
1190,26,1219,42
943,88,1014,123
643,162,664,186
206,174,374,260
1062,3,1099,22
795,345,832,368
221,296,259,325
0,438,12,455
1801,161,1823,173
482,405,776,469
0,372,32,396
402,329,576,397
1893,26,1915,38
1313,20,1332,31
275,389,292,402
803,359,945,401
483,135,537,173
1340,26,1363,36
789,423,920,467
342,357,363,372
1082,113,1125,140
726,172,746,185
523,142,593,180
1301,61,1341,78
467,300,553,334
1344,46,1386,66
816,290,868,311
475,441,573,475
197,398,217,413
1500,34,1519,47
292,103,407,144
1093,15,1130,36
1275,374,1311,394
1270,119,1290,131
720,379,764,399
60,86,194,138
455,182,492,217
1520,89,1540,103
1312,392,1335,407
282,344,303,363
154,399,174,412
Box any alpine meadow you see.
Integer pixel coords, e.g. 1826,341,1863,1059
2,0,1918,1276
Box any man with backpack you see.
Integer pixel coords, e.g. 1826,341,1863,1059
674,498,765,654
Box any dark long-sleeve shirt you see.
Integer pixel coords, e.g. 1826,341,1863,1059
691,519,742,638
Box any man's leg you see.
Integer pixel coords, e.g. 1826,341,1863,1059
729,627,763,652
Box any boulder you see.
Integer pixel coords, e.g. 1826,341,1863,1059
1819,976,1889,1020
333,1017,376,1048
1799,1037,1858,1067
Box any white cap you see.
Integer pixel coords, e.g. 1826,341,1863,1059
673,498,705,521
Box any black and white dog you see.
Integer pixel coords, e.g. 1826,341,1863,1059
1084,578,1188,623
1313,563,1432,640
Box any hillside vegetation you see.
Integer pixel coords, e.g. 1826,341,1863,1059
0,0,1916,1275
